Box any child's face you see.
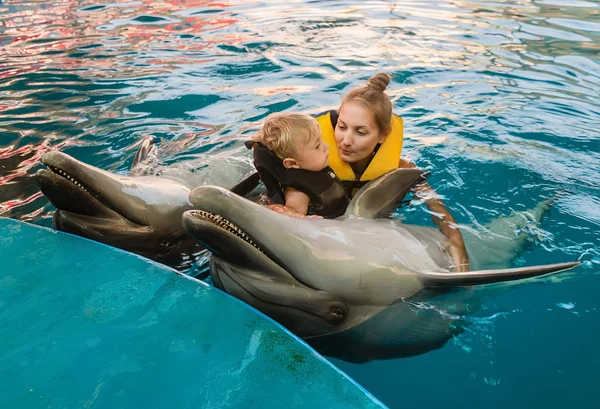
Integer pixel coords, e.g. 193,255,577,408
291,124,329,171
334,101,386,164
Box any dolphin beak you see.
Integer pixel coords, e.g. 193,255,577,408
182,209,267,265
36,168,110,217
187,185,302,253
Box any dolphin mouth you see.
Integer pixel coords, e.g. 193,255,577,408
37,159,186,261
36,167,105,219
45,165,90,193
39,152,99,203
185,186,314,284
187,210,265,254
36,152,142,226
183,208,295,280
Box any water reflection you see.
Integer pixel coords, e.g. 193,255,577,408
1,0,241,79
0,0,246,221
0,0,598,256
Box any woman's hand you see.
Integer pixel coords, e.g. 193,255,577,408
443,236,470,272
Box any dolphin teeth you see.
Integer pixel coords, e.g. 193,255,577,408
190,210,266,255
47,166,89,193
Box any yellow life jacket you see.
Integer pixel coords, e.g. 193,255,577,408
316,110,403,182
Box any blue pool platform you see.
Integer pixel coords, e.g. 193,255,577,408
0,218,385,408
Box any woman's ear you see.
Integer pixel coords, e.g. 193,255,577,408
283,158,299,169
378,128,392,144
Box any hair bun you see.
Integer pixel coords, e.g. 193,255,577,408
368,73,390,92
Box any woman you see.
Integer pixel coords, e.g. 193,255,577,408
268,73,470,272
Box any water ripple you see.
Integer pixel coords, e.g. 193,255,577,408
0,0,597,251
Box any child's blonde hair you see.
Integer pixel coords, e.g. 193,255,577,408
253,112,318,159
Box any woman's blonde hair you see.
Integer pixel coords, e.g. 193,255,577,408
340,73,392,136
253,112,318,159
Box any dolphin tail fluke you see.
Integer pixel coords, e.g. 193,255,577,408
130,136,158,174
421,261,580,287
464,195,562,270
529,195,556,220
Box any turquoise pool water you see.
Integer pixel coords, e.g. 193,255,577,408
0,217,384,409
1,1,598,408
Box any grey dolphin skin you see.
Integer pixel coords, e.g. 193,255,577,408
35,139,254,267
182,169,579,361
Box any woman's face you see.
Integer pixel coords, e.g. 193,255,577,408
335,101,386,164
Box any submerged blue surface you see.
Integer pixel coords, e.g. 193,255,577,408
1,1,598,408
0,217,384,409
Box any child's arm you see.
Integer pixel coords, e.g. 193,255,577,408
284,187,311,216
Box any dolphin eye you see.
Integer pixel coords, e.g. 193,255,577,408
328,306,347,325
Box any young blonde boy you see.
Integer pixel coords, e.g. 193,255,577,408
252,113,329,216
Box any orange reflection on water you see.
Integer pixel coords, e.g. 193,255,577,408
0,0,244,79
218,85,318,97
0,192,45,215
0,140,70,216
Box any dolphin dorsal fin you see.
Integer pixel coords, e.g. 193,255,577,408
344,167,427,219
130,136,158,175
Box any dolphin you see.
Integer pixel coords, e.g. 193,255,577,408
35,137,255,267
181,169,579,361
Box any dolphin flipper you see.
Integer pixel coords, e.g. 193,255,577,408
344,168,427,219
130,136,158,174
420,261,580,287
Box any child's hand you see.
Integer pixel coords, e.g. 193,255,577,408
266,204,305,218
265,204,322,219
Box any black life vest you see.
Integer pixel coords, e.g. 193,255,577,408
244,141,349,219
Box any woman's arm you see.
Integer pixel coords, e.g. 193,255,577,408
399,158,470,272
